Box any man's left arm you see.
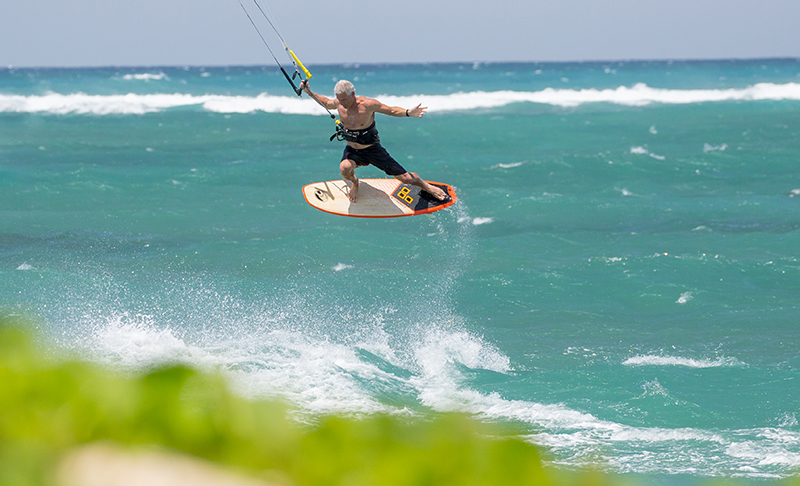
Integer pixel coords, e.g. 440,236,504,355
373,99,427,118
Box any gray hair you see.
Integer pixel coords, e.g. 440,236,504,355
334,79,355,96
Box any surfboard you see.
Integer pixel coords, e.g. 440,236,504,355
302,179,456,218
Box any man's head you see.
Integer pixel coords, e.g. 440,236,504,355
334,79,355,97
334,79,356,107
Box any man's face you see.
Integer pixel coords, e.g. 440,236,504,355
337,91,356,109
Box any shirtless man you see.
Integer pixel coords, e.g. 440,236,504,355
300,79,447,203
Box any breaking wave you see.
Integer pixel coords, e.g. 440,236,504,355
2,82,800,115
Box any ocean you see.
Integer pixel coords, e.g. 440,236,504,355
1,59,800,483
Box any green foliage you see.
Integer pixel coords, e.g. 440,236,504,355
0,317,551,486
292,414,550,486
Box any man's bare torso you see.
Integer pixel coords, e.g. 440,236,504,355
338,96,377,149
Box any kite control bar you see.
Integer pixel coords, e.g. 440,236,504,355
237,0,341,138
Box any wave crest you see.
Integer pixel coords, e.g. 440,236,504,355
2,82,800,115
623,355,745,368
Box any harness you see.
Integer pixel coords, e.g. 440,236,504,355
330,121,381,144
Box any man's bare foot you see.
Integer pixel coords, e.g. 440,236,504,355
347,180,359,203
423,183,447,201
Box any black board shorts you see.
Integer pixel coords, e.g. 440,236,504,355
342,144,407,176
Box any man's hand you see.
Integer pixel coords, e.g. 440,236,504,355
408,103,427,118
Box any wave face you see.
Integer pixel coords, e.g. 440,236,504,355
2,82,800,115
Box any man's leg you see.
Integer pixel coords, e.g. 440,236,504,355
340,158,360,203
394,172,447,200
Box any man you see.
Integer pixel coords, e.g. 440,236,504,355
300,79,447,203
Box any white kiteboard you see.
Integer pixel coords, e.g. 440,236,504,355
302,179,456,218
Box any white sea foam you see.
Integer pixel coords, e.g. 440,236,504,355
87,314,209,370
471,217,494,225
492,161,525,169
414,328,511,379
4,82,800,115
0,92,318,115
121,72,169,81
228,328,397,415
726,439,800,469
630,146,666,160
80,312,396,415
16,263,34,270
623,355,745,368
375,82,800,110
704,143,729,152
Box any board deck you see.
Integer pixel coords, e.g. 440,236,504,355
302,179,456,218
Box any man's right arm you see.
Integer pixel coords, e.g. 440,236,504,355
300,81,338,110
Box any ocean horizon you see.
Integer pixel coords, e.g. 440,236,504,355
5,55,800,70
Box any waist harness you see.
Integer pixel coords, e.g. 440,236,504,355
339,121,381,145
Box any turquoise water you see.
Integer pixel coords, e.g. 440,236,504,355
2,60,800,482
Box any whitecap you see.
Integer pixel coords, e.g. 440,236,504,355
492,161,525,169
121,72,169,81
472,217,494,225
630,146,665,160
777,413,798,428
623,355,745,368
704,143,728,153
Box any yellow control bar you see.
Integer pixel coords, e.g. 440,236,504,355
289,50,312,80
